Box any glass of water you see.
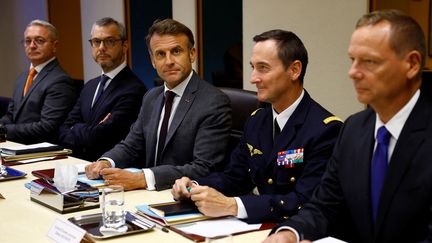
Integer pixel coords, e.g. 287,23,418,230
101,185,126,231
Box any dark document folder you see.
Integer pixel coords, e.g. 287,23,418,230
150,201,200,217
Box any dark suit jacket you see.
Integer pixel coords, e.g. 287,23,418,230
197,91,342,223
0,59,77,144
58,66,147,161
278,91,432,242
102,71,232,190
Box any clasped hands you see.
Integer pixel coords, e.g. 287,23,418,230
171,177,238,217
84,160,147,190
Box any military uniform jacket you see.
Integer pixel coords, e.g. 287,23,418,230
198,90,342,223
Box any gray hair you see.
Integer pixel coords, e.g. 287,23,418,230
27,19,58,40
92,17,126,40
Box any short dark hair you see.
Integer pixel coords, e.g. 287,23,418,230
145,19,194,54
253,30,308,83
92,17,127,40
356,9,425,71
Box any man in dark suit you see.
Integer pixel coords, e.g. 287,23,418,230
0,20,77,144
85,19,231,191
171,30,342,223
58,17,146,161
264,10,430,243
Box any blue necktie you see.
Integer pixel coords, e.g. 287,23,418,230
93,74,109,108
370,126,391,223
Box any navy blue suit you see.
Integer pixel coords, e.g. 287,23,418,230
58,66,146,161
274,90,432,242
198,90,342,223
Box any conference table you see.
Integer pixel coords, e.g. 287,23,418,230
0,141,270,243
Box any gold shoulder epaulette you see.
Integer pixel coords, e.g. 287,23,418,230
323,116,343,124
250,108,263,116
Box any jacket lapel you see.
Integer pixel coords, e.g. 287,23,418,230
163,73,198,151
92,67,130,111
352,110,376,236
146,87,165,167
268,92,311,166
16,60,57,117
375,93,431,233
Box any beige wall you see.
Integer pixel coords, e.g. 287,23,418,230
373,0,431,69
0,0,48,97
243,0,368,120
80,0,125,82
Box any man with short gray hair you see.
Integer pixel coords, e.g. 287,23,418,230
0,19,77,144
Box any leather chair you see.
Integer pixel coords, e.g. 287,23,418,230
219,87,262,158
0,96,11,117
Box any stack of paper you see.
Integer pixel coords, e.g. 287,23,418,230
0,142,72,163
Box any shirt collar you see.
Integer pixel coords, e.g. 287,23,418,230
101,61,127,80
30,57,56,73
272,89,305,130
375,89,420,140
163,71,193,97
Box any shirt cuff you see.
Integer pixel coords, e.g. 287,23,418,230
275,226,300,243
234,197,248,219
99,157,115,167
143,168,156,190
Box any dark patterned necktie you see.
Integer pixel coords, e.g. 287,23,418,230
92,74,109,107
274,118,281,145
156,91,176,163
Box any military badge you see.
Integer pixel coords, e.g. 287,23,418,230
247,143,263,157
277,148,304,168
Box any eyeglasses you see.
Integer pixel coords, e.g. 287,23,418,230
22,38,50,47
88,38,123,48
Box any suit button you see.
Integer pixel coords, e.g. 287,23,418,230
267,178,273,184
290,177,296,183
283,216,289,220
248,168,251,172
280,200,284,205
270,207,274,212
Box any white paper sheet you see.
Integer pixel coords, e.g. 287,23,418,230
173,217,261,238
314,237,347,243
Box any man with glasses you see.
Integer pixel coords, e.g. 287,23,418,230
0,19,77,144
59,17,147,161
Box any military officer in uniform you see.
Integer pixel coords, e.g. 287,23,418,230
171,29,342,223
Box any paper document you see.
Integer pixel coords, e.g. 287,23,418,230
74,164,87,174
173,217,261,238
314,237,347,243
17,156,56,164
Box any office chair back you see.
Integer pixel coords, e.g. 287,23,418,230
219,87,261,157
0,96,11,117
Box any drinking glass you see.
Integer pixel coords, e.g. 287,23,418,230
101,185,126,230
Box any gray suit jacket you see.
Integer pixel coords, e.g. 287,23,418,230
0,59,78,144
103,72,232,190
